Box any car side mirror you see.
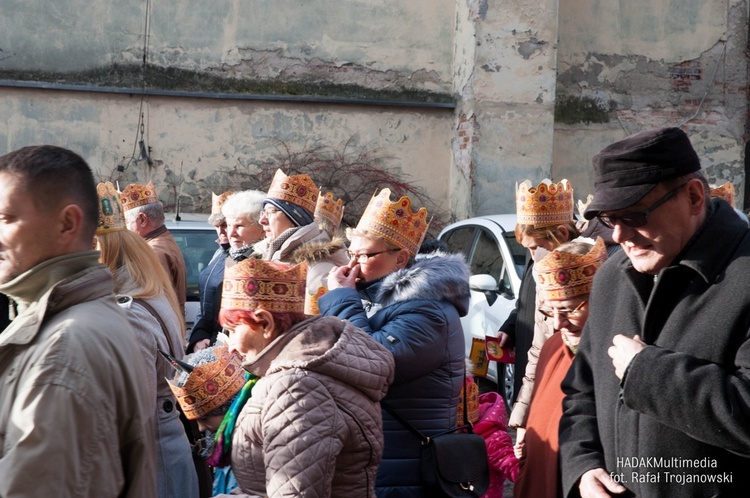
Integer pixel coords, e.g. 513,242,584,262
469,274,497,292
469,274,499,306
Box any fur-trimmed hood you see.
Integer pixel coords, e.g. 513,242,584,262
289,234,348,265
376,251,470,316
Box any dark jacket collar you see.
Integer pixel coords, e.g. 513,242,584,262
144,224,168,241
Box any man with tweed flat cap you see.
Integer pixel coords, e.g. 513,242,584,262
559,127,750,497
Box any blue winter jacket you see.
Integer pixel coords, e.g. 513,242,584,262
319,251,470,498
187,244,229,352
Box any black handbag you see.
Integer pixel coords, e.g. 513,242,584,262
381,378,490,497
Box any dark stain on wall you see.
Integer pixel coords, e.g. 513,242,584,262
0,64,453,104
554,94,616,124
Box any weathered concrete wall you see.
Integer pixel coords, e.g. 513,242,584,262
0,0,455,101
454,0,560,215
2,0,747,221
0,87,453,224
0,0,462,227
553,0,749,208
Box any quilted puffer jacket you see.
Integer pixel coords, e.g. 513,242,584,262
318,251,470,497
223,316,395,498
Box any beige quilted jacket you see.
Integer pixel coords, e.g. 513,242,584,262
224,316,395,498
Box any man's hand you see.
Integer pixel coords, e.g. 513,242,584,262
608,334,646,379
327,263,361,290
579,468,627,497
496,331,511,347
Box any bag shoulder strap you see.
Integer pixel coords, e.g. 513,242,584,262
381,400,428,443
381,369,473,444
133,297,179,357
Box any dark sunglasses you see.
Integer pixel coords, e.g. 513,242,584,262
597,183,686,229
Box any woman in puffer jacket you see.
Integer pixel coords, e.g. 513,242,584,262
320,189,469,497
212,258,395,497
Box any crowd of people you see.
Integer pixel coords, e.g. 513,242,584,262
1,125,749,498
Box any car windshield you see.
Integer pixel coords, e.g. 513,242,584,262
503,232,526,279
170,228,219,301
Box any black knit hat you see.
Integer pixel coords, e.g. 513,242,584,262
583,127,701,220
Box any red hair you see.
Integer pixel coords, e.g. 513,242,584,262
219,308,307,334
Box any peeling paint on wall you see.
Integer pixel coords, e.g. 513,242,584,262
669,60,702,92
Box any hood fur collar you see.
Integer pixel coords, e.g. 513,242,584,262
289,235,348,264
377,251,470,315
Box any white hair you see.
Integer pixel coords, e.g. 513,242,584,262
221,190,266,222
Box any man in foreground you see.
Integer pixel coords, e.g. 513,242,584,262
559,127,750,497
0,145,156,496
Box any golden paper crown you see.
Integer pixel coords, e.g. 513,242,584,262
535,237,607,301
266,169,319,215
314,191,344,230
516,179,574,227
710,182,734,206
120,181,158,212
222,259,307,314
212,191,235,216
577,194,594,220
168,345,246,420
96,182,126,234
356,189,429,256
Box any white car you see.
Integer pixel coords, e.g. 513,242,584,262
437,214,525,408
165,214,219,334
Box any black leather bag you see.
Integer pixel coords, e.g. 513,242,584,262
381,377,490,498
420,431,490,497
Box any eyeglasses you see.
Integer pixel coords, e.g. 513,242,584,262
597,184,686,229
258,207,281,221
347,248,400,263
538,301,587,319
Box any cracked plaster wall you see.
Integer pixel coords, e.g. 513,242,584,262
0,88,453,215
453,0,560,215
0,0,454,96
553,0,749,207
0,0,459,216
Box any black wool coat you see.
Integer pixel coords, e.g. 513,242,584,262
560,200,750,497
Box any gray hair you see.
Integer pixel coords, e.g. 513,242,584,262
125,201,165,225
222,190,266,222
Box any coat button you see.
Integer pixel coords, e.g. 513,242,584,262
163,400,173,413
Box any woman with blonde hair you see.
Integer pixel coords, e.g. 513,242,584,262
499,180,579,444
95,182,199,498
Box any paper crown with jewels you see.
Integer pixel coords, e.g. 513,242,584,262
209,190,234,225
221,259,308,314
535,237,607,301
577,194,594,220
96,182,127,235
120,181,158,212
710,182,734,206
167,345,247,420
212,191,235,216
356,189,429,256
266,169,319,215
314,191,344,230
516,179,574,227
